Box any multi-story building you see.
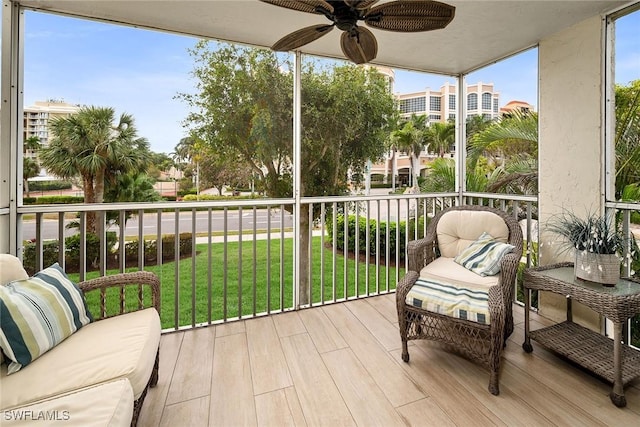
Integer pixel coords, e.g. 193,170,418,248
500,100,536,116
397,82,501,124
371,83,502,188
23,99,80,176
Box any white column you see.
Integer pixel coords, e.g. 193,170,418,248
538,15,605,329
455,74,466,202
1,1,24,255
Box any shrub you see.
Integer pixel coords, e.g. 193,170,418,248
370,182,392,189
35,195,84,204
22,232,117,274
326,214,428,260
22,240,60,275
181,194,262,203
123,233,193,263
64,232,117,269
29,180,72,191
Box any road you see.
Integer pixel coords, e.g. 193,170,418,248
21,209,294,241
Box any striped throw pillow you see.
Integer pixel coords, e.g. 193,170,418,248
0,263,93,374
454,232,515,276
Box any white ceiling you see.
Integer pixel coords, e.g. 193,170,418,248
16,0,633,75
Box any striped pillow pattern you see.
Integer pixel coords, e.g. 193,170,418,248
406,277,490,324
0,263,93,374
454,232,514,276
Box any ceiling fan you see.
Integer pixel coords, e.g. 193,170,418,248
259,0,456,64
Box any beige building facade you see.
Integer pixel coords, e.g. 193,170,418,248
371,83,504,187
23,99,80,176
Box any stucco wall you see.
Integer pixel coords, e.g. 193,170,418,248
538,15,604,328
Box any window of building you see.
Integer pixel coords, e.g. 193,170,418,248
467,93,478,110
448,113,456,120
429,114,441,121
429,96,441,111
399,97,426,114
482,92,492,110
482,113,492,121
493,98,499,113
449,94,456,110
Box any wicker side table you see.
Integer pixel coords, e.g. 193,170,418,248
522,262,640,407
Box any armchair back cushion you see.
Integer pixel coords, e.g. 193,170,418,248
436,210,510,258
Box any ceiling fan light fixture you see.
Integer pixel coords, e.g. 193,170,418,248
260,0,455,64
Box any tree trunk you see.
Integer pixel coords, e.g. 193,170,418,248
83,175,98,234
298,202,311,306
95,167,106,204
412,154,420,192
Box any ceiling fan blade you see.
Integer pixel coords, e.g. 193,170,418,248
364,0,455,32
340,27,378,64
343,0,379,10
259,0,334,15
272,25,334,51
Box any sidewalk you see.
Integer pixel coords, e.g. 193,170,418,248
195,229,324,244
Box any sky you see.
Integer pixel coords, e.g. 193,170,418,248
17,8,640,155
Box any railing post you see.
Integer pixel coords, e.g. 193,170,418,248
292,51,302,309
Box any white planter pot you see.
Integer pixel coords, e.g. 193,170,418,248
574,251,620,285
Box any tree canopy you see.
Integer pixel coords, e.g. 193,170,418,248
178,42,396,200
178,42,396,303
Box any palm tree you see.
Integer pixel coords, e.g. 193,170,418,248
24,135,42,153
391,114,426,191
465,114,493,142
22,157,40,197
23,136,42,196
172,136,203,194
467,110,538,170
424,121,455,158
420,157,491,193
39,106,151,233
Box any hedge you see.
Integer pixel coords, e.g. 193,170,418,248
22,232,117,275
22,232,193,275
123,233,193,263
326,214,428,260
182,194,261,202
29,180,73,191
24,195,85,205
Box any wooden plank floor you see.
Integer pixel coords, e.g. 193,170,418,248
138,294,640,426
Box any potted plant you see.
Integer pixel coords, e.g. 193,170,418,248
546,210,626,285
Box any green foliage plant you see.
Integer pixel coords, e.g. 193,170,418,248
546,210,625,255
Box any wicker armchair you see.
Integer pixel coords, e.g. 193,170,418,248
78,271,161,426
396,205,523,395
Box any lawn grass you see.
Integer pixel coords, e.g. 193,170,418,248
76,236,402,329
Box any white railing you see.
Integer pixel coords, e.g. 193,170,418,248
16,192,538,332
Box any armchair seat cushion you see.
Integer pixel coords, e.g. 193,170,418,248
405,258,498,325
0,308,160,410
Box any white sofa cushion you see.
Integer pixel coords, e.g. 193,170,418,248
0,378,134,427
406,257,498,325
436,210,509,258
0,254,29,285
0,308,160,410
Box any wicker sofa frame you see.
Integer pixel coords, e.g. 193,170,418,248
396,205,523,395
78,271,161,427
